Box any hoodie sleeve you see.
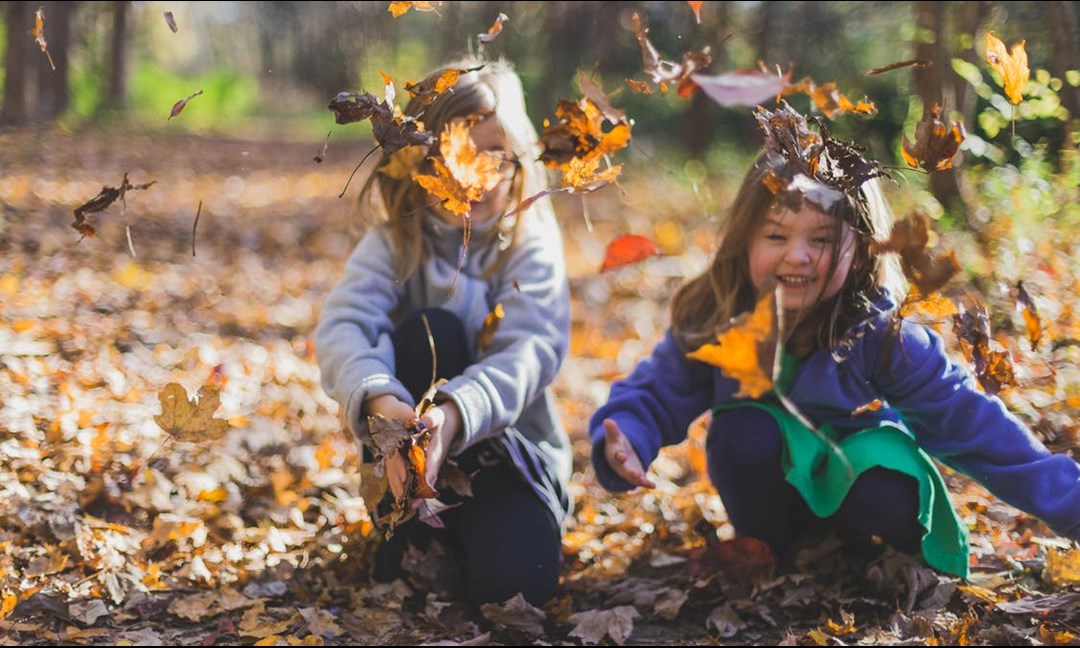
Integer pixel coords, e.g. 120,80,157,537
436,211,571,454
313,230,413,440
589,331,715,492
872,320,1080,540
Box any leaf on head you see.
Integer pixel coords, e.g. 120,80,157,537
687,289,778,399
154,382,229,442
404,67,471,106
985,33,1029,105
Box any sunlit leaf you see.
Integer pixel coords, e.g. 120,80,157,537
154,382,228,442
562,155,622,191
901,104,965,172
1016,281,1042,350
168,89,204,120
687,289,778,399
788,78,876,119
687,1,704,24
379,145,427,179
403,67,470,106
985,33,1029,105
600,234,658,272
413,120,504,215
540,97,631,169
388,1,441,18
476,303,505,352
26,6,55,71
1045,547,1080,588
478,13,508,44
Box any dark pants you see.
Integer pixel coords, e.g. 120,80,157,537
706,406,924,559
371,308,561,607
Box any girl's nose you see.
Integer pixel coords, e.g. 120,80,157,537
782,240,813,264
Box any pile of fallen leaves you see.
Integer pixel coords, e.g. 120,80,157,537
0,127,1078,646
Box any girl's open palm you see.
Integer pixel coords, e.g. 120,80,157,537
603,419,656,489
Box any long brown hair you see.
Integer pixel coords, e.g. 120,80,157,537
670,151,904,354
358,57,551,281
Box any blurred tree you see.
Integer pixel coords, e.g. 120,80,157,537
107,1,131,108
2,1,73,124
1045,1,1079,144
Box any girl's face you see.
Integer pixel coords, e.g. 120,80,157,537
433,115,518,226
747,202,855,313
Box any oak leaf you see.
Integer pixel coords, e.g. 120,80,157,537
154,383,228,442
901,104,965,172
985,33,1029,105
687,289,778,398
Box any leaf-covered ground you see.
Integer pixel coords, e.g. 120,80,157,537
1,128,1078,646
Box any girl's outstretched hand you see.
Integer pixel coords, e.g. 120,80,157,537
603,418,656,489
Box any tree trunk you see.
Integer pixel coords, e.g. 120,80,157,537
36,1,73,119
108,1,131,108
2,2,35,125
683,1,730,157
952,1,989,127
1045,1,1080,145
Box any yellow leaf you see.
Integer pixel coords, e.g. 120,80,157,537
985,33,1029,105
560,155,621,190
1,591,17,619
254,637,284,646
379,145,427,180
1046,547,1080,587
0,275,18,296
154,383,229,442
414,120,503,215
687,290,777,398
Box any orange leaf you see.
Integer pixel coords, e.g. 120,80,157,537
873,213,960,295
792,79,877,119
408,441,438,499
687,289,777,399
631,12,712,96
413,120,504,215
26,6,55,70
562,155,621,191
687,1,703,24
985,33,1029,105
953,303,1018,395
901,104,965,172
478,13,508,44
540,98,631,169
600,234,658,272
154,382,229,442
404,68,468,106
388,1,442,18
625,78,653,95
476,303,505,352
1016,281,1042,350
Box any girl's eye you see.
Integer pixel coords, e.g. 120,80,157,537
766,233,786,241
812,237,834,246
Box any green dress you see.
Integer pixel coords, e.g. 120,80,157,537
712,353,970,577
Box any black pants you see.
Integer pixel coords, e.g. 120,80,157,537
372,309,561,607
706,406,924,559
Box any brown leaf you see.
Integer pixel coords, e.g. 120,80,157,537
26,6,55,71
71,173,157,238
865,59,931,75
985,33,1029,105
567,606,638,645
687,289,778,399
540,98,631,169
154,382,228,442
327,92,434,155
478,13,508,44
687,536,776,582
168,89,204,120
872,213,960,295
600,234,658,272
953,303,1018,395
368,414,413,457
901,104,965,172
387,1,442,18
163,11,178,33
624,78,653,95
631,12,712,97
789,78,877,119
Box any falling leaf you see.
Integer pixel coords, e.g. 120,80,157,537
540,98,631,168
27,6,55,71
985,33,1029,105
624,78,653,95
691,69,790,108
154,382,229,442
388,1,441,18
567,606,638,645
901,104,965,172
872,213,960,295
404,67,471,106
632,12,712,96
900,286,958,319
866,59,931,75
687,1,704,24
168,89,204,120
478,13,508,44
1016,281,1042,350
313,131,331,164
578,73,627,124
562,155,622,191
71,172,156,238
163,11,178,33
476,303,505,352
687,289,778,399
327,92,434,155
953,303,1018,395
414,120,504,215
789,78,876,119
600,234,658,272
379,145,427,179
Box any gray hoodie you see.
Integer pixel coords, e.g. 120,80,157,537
314,207,572,522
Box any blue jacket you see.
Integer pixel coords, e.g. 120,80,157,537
590,294,1080,541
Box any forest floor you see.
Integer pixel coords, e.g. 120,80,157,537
1,127,1078,646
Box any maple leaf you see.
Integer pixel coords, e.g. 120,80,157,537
561,155,622,191
27,6,55,71
413,120,504,215
163,11,178,33
154,383,229,442
600,234,658,272
1016,281,1042,350
403,67,471,106
691,68,790,108
168,89,204,120
952,303,1018,395
387,1,441,18
901,104,965,172
985,33,1029,105
478,13,509,44
687,288,778,399
632,12,712,96
540,98,631,168
71,172,156,238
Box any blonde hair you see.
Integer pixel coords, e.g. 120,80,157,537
671,151,905,353
358,58,551,281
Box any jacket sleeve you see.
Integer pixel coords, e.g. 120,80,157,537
589,331,715,492
437,213,571,454
313,231,413,440
872,320,1080,540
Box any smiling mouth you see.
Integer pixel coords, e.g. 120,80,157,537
777,275,815,287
